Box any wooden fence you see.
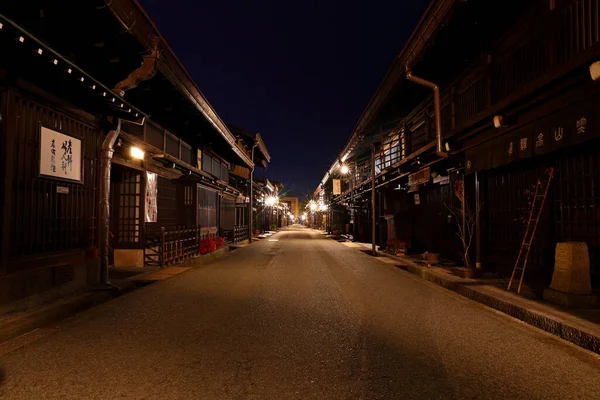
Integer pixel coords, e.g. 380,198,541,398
144,225,225,267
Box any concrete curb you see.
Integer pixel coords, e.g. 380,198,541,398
391,257,600,354
0,291,113,343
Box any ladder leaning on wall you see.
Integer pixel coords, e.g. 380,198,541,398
507,167,555,294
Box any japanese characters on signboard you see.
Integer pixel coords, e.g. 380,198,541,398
39,126,82,183
145,171,158,223
333,179,341,195
488,96,598,170
408,167,430,186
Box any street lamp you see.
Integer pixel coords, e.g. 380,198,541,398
340,164,349,175
265,196,278,207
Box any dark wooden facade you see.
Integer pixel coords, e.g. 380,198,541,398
318,0,600,290
0,0,264,306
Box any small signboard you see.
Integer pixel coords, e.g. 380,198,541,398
56,186,69,194
39,126,82,183
433,175,450,185
408,167,430,186
333,179,341,195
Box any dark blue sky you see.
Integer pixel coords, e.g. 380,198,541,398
140,0,430,197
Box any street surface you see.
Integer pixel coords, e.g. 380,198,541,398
0,226,599,399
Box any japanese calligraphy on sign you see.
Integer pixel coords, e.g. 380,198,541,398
576,117,587,134
535,133,544,148
333,179,341,195
519,137,528,151
39,126,82,182
145,171,158,223
554,127,564,142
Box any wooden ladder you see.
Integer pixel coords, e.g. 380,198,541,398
507,168,555,293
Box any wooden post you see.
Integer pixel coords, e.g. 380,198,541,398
160,226,165,268
0,91,15,276
371,143,376,256
475,171,481,269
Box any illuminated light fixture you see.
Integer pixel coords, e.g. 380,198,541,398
66,68,72,74
493,114,515,128
111,98,116,102
319,204,328,212
90,84,96,90
309,202,317,212
120,103,124,108
101,92,107,97
52,59,58,65
18,36,24,43
340,164,349,175
130,146,144,160
36,48,43,55
127,108,131,113
79,77,84,82
445,142,451,152
590,60,600,81
265,196,278,206
135,113,139,117
0,22,3,29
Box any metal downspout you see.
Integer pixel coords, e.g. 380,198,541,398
405,69,448,159
98,119,122,286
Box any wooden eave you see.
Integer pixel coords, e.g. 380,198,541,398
104,0,254,169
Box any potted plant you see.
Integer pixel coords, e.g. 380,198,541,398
387,238,408,256
446,179,482,279
214,237,225,249
422,251,440,265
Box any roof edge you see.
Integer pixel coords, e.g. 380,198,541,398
106,0,254,168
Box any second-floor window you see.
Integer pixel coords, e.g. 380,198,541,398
202,152,229,182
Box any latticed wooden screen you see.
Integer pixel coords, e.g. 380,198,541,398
116,171,142,245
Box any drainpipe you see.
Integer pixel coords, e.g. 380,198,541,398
249,141,259,243
406,68,448,159
98,119,122,286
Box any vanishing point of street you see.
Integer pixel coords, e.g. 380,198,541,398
0,226,598,399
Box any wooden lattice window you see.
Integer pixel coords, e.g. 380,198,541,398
198,186,217,228
117,171,142,244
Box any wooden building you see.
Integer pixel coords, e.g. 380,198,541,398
0,0,268,306
316,0,600,292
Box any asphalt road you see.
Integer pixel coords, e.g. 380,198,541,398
0,226,599,399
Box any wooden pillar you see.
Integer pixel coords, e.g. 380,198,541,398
0,91,15,276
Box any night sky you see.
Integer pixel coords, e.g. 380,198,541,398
140,0,430,197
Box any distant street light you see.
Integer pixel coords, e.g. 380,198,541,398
265,196,279,206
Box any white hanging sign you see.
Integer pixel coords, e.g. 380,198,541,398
39,126,82,183
145,171,158,223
